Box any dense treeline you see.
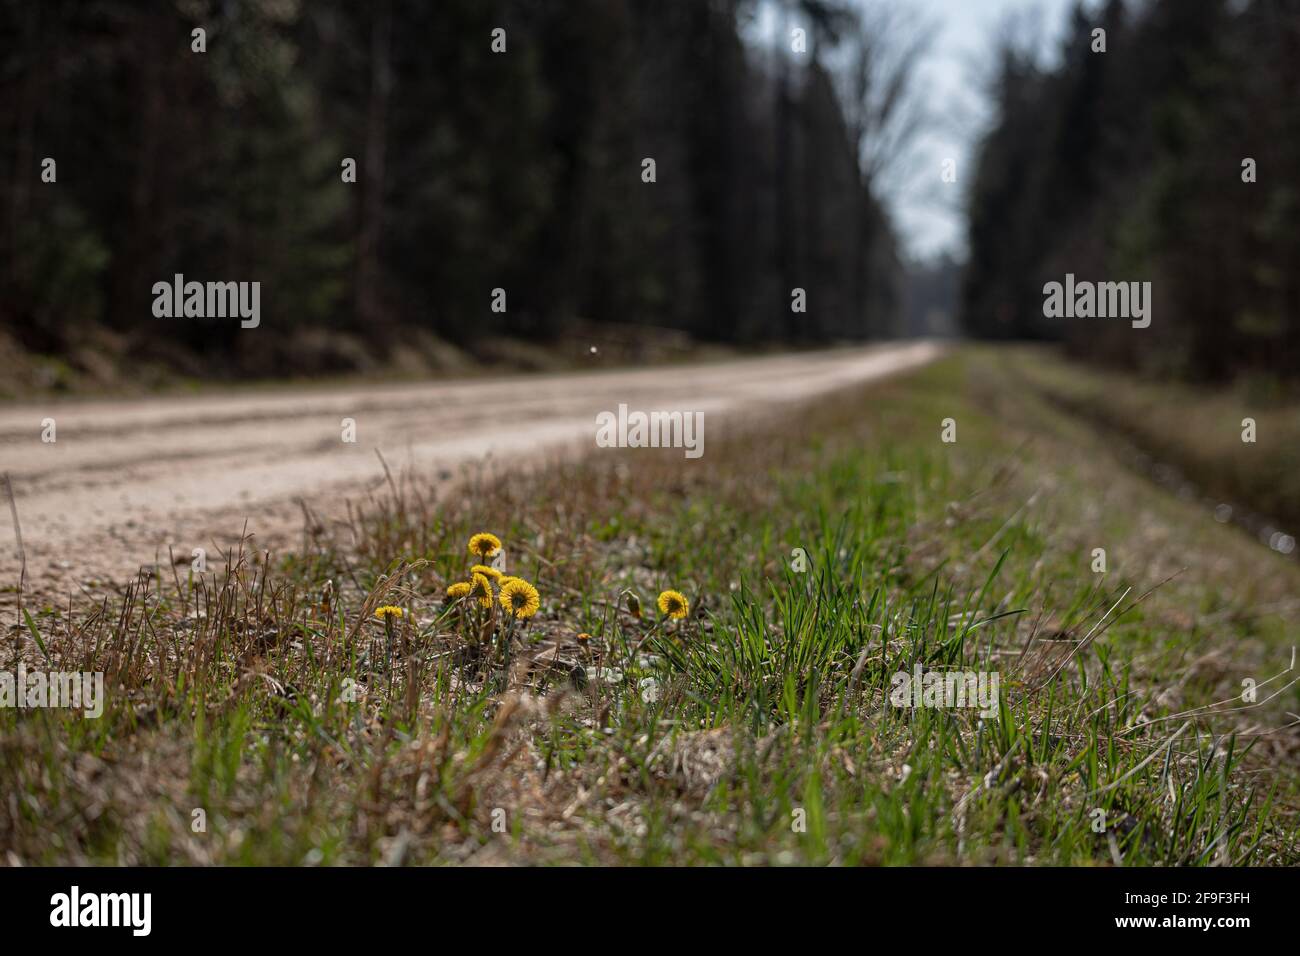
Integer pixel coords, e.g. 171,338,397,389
962,0,1300,383
1,0,908,381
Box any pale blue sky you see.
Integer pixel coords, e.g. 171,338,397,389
751,0,1090,261
903,0,1087,260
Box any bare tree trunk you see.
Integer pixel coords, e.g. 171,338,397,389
8,3,40,296
356,0,392,328
105,7,163,335
775,8,797,342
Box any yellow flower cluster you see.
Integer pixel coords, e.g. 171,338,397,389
445,532,541,619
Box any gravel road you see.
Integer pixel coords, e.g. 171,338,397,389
0,342,942,602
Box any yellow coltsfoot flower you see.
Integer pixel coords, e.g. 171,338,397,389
374,605,404,621
471,564,504,581
499,577,541,619
657,589,689,619
446,581,472,599
468,532,502,560
468,571,495,608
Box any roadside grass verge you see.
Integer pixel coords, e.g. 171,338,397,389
1007,345,1300,539
3,350,1298,865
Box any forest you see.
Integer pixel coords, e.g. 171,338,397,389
962,0,1300,384
1,0,916,382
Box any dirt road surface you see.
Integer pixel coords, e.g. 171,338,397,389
0,342,942,604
